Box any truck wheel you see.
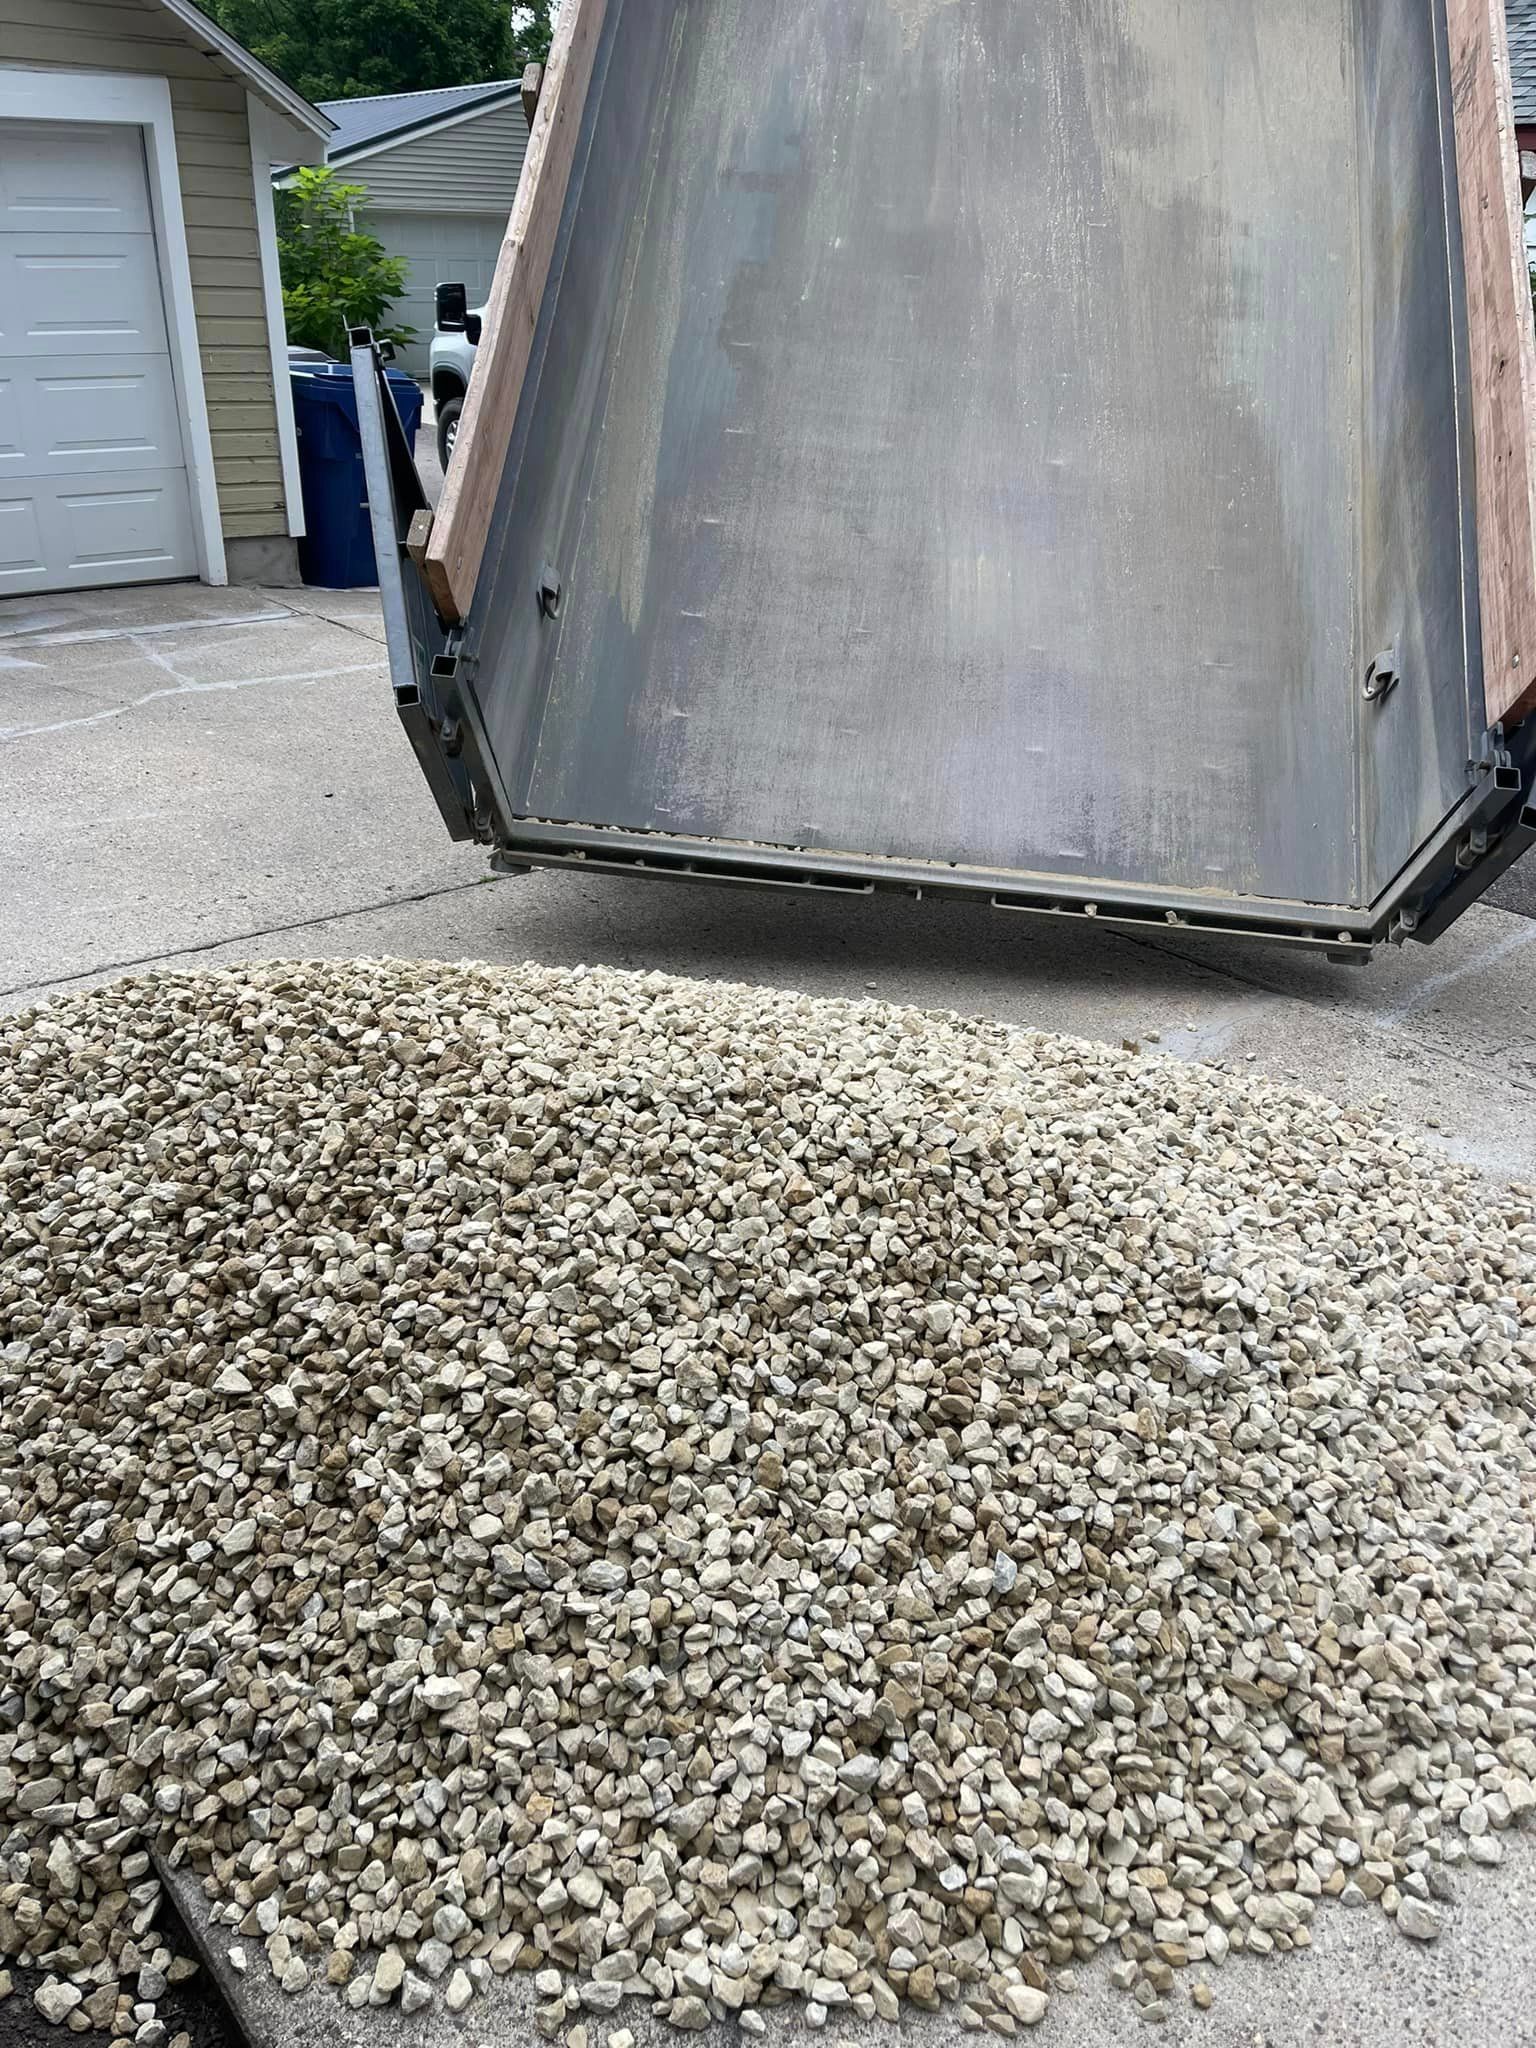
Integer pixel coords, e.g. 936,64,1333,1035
436,397,463,470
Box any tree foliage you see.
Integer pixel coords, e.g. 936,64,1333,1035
510,3,555,66
275,168,412,359
200,0,513,103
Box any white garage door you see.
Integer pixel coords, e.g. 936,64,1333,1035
0,121,196,594
365,210,506,377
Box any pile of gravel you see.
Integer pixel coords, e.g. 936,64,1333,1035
2,959,1535,2041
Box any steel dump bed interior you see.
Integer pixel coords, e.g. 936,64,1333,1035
369,0,1536,952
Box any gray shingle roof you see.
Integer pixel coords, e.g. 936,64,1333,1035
1511,1,1536,123
317,79,520,159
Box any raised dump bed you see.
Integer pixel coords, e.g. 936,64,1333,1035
357,0,1536,955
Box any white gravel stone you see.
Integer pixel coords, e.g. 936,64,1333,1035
419,1675,467,1713
1005,1987,1049,2026
1,959,1535,2039
370,1951,405,2003
219,1517,258,1557
1397,1898,1444,1942
415,1939,453,1982
33,1981,82,2025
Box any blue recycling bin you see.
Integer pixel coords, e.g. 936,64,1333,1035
291,360,424,588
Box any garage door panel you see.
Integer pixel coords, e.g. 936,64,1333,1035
0,123,155,234
363,211,506,377
365,210,508,274
0,492,45,588
0,234,172,356
56,472,195,575
386,280,444,374
0,356,185,475
0,471,195,594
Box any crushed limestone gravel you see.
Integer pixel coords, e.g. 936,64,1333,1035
2,958,1535,2040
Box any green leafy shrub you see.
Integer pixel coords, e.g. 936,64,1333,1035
275,167,413,361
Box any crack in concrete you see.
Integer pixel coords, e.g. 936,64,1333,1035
1,658,382,741
276,593,390,648
1375,921,1536,1028
0,607,294,646
0,876,503,1007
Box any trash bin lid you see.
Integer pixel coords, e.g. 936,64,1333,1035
292,359,422,431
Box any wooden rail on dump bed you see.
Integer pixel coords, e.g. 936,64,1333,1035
421,0,608,624
1449,0,1536,730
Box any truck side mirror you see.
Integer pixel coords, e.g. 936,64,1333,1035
436,282,468,331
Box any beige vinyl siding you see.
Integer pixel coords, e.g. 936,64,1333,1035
0,0,287,539
345,96,528,212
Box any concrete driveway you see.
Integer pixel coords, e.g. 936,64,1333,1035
2,577,1536,2048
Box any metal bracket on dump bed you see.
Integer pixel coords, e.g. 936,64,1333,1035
350,330,500,845
1387,719,1536,945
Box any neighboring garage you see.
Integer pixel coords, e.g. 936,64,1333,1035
0,0,330,595
361,209,506,371
280,80,529,377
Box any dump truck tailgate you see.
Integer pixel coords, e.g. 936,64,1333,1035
359,0,1536,954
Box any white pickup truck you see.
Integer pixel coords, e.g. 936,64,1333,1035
427,283,483,470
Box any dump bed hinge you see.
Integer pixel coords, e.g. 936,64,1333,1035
1393,719,1536,944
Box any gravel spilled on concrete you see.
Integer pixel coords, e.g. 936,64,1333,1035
2,959,1535,2040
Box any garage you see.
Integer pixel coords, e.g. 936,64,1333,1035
2,24,330,596
0,118,197,595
